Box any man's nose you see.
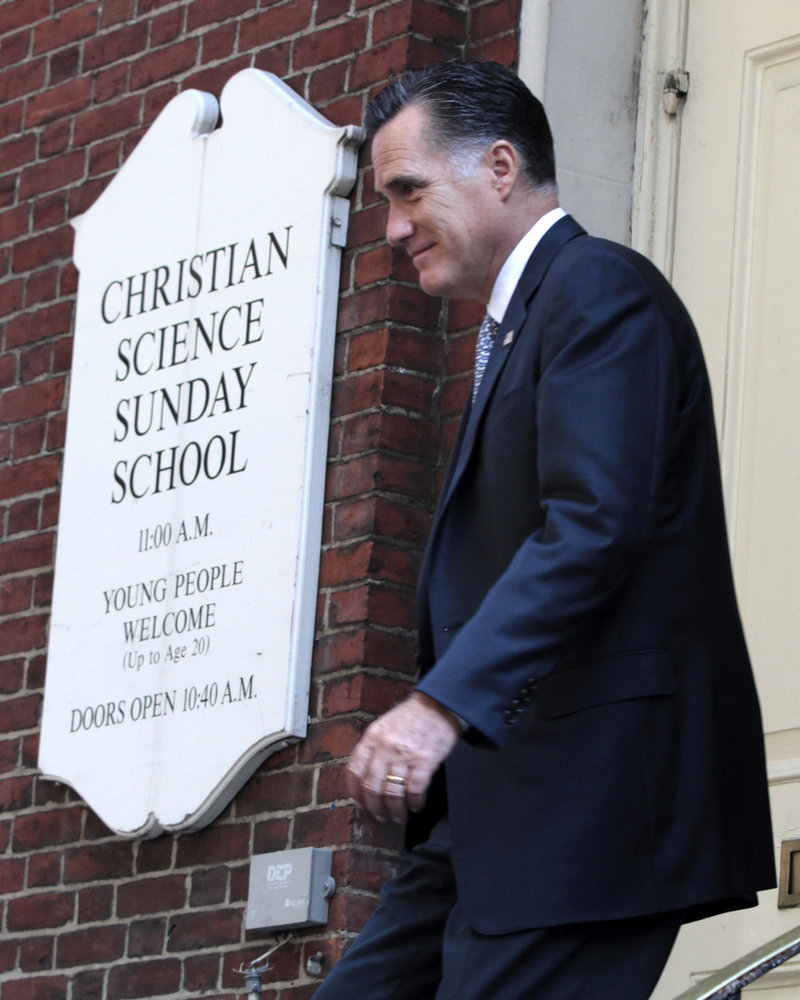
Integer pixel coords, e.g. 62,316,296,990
385,206,413,246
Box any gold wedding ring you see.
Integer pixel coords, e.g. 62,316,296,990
385,774,406,786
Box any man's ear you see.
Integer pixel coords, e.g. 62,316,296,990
486,140,520,200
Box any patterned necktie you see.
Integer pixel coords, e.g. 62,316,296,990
472,313,499,402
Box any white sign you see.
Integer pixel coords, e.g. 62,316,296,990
39,70,363,838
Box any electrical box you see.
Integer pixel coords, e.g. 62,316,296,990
245,847,335,930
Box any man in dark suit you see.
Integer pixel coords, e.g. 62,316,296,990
315,60,774,999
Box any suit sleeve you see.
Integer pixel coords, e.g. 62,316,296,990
416,249,683,748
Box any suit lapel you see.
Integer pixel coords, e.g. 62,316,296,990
435,215,585,521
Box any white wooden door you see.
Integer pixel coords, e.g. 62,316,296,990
645,1,800,995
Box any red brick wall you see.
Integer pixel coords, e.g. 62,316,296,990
0,1,520,996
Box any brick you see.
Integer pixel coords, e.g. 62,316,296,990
8,499,41,536
117,874,187,916
0,134,37,173
348,326,444,375
129,38,199,90
1,976,70,1000
0,687,41,730
184,953,221,992
0,659,25,694
0,577,33,615
49,45,82,86
318,93,364,129
4,301,71,349
187,0,255,31
0,57,47,103
236,767,313,817
294,18,368,70
181,56,250,99
28,852,62,887
373,0,413,43
68,176,108,216
3,0,53,34
17,154,84,203
83,22,149,70
94,62,129,103
70,969,105,1000
240,0,314,49
25,268,60,307
73,95,142,147
128,917,167,957
135,834,174,873
107,958,181,998
20,342,54,382
326,450,434,503
33,570,55,607
292,803,359,847
13,228,74,277
316,759,351,802
0,377,65,423
312,629,369,674
342,409,437,459
252,42,291,78
316,0,351,22
350,37,409,90
41,490,62,528
29,654,48,689
321,673,410,718
252,815,291,853
100,0,136,27
64,841,134,882
29,192,68,235
201,23,237,62
168,907,241,951
353,243,392,288
77,884,113,922
0,856,26,892
57,925,126,968
0,457,60,505
471,0,522,41
298,719,362,765
19,934,55,972
175,822,250,867
33,5,99,55
150,7,185,47
0,773,33,810
0,277,25,316
0,28,32,67
12,806,83,851
39,119,72,157
26,77,93,129
1,100,26,137
230,861,250,901
189,865,228,906
336,495,431,545
327,886,384,931
466,33,518,65
7,891,75,931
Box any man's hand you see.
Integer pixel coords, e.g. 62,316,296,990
346,691,462,824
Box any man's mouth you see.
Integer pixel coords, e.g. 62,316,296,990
411,243,435,266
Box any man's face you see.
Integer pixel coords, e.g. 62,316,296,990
371,104,505,302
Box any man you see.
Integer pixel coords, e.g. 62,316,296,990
315,60,774,999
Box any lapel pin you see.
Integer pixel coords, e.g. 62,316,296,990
503,329,515,347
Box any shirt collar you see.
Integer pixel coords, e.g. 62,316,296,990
487,207,566,323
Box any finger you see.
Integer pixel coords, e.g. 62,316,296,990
404,763,432,813
350,738,394,821
382,766,410,824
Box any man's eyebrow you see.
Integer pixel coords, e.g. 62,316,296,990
380,174,430,196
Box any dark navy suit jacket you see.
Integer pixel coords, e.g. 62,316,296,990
412,215,775,934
